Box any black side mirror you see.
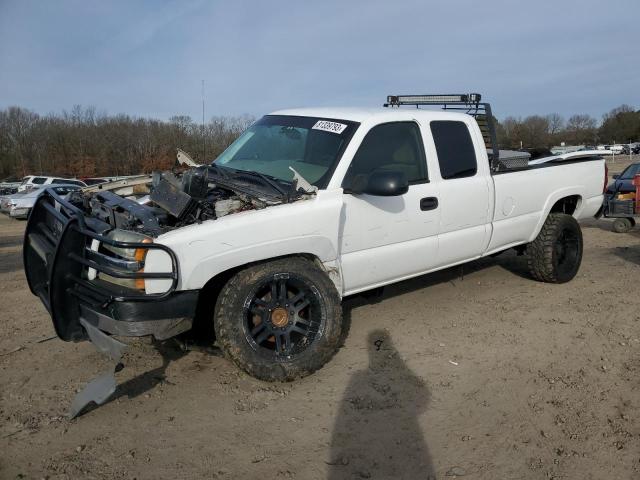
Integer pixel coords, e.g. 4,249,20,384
348,170,409,196
612,174,619,179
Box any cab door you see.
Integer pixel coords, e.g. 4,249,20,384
428,120,492,266
338,121,440,295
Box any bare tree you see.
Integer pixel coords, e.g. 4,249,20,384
565,114,597,145
599,105,640,144
546,113,564,135
0,106,254,179
521,115,550,147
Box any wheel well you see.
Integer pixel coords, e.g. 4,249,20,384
189,253,321,344
550,195,581,216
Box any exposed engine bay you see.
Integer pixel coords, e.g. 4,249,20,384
67,165,315,237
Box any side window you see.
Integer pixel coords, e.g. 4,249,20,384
51,179,65,184
430,121,477,179
32,177,47,184
343,122,427,186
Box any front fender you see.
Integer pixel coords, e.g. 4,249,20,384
150,190,344,293
185,235,338,290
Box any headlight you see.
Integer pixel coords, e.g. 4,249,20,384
100,229,152,290
103,229,152,259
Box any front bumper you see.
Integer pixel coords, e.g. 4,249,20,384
78,290,197,339
23,188,193,342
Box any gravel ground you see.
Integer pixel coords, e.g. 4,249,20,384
0,158,638,479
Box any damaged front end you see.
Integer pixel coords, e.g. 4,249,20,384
23,164,313,417
79,164,311,237
23,188,189,417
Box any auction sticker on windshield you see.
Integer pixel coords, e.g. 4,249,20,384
312,120,348,134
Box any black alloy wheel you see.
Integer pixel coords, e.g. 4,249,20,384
243,274,323,361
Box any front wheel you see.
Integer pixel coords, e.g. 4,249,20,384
214,257,343,381
527,213,583,283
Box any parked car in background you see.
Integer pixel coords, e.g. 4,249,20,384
0,182,21,195
623,143,640,155
1,184,82,219
605,145,625,154
606,162,640,195
521,147,553,160
18,175,87,192
81,177,109,186
550,145,584,155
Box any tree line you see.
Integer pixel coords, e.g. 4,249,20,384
1,103,639,180
0,105,253,180
495,104,640,151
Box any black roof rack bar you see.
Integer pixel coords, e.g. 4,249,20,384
384,93,482,107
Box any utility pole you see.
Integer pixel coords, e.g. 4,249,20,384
612,140,616,164
202,80,206,162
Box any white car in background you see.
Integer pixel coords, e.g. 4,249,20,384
596,145,624,154
1,184,82,219
18,175,87,192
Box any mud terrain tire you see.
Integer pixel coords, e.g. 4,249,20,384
527,213,583,283
214,257,342,381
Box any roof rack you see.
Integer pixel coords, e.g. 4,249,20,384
383,93,500,171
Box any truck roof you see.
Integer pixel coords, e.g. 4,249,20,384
269,107,474,124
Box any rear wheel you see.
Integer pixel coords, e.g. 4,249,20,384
214,257,343,381
612,217,634,233
527,213,583,283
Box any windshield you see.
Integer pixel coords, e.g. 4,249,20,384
620,163,640,180
214,115,358,188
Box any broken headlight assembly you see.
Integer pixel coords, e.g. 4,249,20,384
95,229,152,291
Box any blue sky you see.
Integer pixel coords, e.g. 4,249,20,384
0,0,637,121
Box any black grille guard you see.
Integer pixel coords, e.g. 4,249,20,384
23,187,179,341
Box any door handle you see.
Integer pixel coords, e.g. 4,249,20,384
420,197,438,211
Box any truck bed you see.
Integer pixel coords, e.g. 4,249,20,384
488,157,605,253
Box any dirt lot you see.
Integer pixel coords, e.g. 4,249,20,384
1,159,639,480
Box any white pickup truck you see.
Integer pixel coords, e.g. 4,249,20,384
24,94,606,414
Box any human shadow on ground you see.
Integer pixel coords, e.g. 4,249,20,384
328,329,436,480
611,245,640,266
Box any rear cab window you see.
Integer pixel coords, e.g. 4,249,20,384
430,121,477,179
31,177,47,185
